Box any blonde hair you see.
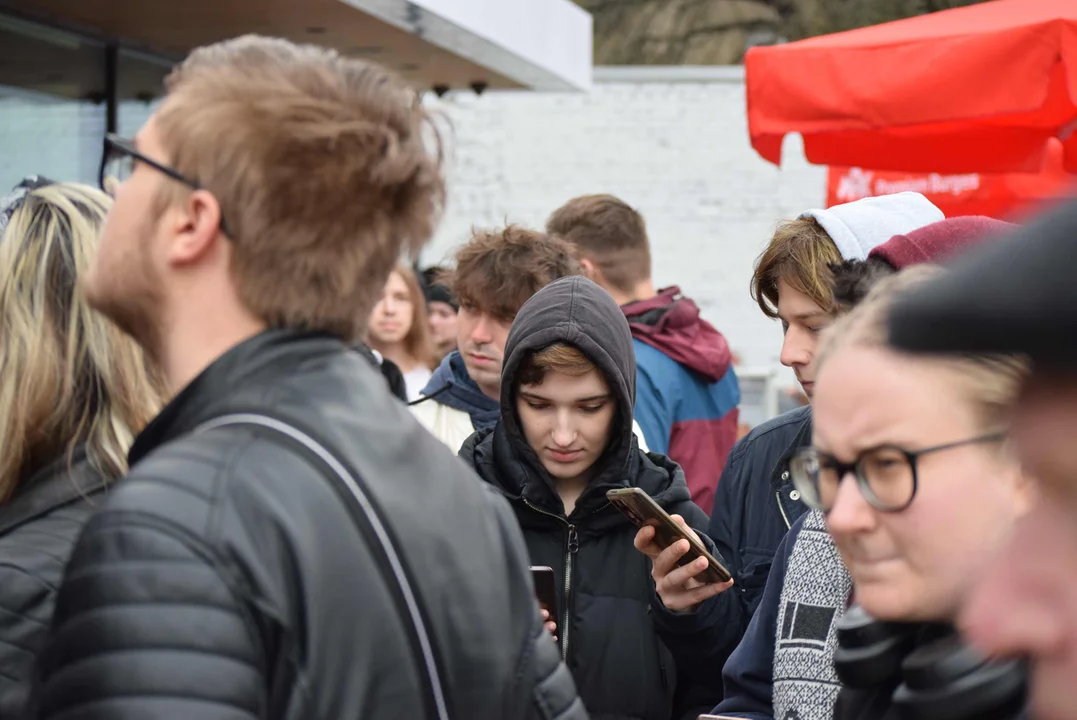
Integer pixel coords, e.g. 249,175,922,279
0,182,163,502
155,35,445,342
819,266,1028,430
517,343,598,387
752,217,842,318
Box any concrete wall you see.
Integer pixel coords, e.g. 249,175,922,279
423,66,826,390
0,66,827,395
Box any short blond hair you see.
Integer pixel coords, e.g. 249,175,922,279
819,266,1028,430
0,183,163,502
156,35,445,341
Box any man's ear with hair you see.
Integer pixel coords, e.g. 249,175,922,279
169,189,225,268
578,257,603,285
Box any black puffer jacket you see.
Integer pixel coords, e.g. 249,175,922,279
0,448,105,719
35,330,584,720
460,277,713,720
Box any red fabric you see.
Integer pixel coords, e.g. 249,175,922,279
670,412,739,513
622,287,732,383
869,216,1016,269
827,144,1074,221
746,0,1077,173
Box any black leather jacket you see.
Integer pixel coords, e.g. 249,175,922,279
35,330,584,720
0,448,105,719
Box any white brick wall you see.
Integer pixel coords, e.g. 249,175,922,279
0,67,825,391
422,66,826,388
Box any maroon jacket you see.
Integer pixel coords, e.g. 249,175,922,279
623,287,740,513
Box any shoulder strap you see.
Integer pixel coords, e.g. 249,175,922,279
195,412,451,720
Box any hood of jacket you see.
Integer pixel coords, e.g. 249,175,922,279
460,276,690,519
419,351,500,430
622,286,732,382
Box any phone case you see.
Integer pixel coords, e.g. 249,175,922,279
606,488,732,584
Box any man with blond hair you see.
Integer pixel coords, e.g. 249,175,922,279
33,36,584,720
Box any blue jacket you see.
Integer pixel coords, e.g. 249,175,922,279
624,288,741,514
654,406,812,709
710,513,804,718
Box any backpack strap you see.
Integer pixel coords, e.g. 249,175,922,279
196,412,451,720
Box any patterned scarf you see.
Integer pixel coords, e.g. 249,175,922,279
773,509,853,720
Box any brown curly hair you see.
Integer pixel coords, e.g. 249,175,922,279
447,225,581,322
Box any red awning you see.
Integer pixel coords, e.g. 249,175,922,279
827,139,1075,220
747,0,1077,173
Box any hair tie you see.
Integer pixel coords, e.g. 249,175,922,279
0,175,55,239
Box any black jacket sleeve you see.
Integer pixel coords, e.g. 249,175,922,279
35,509,265,720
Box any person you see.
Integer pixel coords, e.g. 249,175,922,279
367,262,437,400
791,267,1030,719
637,193,942,708
546,194,740,513
705,217,1014,719
33,36,584,720
413,225,637,453
0,178,162,718
460,275,732,720
422,265,459,360
887,198,1077,720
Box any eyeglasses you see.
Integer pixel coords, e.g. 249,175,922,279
98,133,231,235
789,433,1005,513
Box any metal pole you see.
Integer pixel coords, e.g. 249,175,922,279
104,43,118,133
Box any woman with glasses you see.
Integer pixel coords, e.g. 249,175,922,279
711,267,1031,720
0,178,162,717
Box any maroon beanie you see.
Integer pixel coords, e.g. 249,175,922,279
869,216,1016,270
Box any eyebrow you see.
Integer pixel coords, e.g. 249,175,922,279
784,311,830,322
519,391,612,403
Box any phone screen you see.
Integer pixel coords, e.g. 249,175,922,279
530,566,558,620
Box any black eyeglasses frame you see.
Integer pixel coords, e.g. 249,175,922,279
99,133,231,236
791,432,1006,513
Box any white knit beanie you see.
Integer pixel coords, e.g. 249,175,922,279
798,192,945,261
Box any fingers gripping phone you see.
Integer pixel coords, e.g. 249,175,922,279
606,488,732,584
530,566,558,621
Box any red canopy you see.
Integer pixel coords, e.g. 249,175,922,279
747,0,1077,173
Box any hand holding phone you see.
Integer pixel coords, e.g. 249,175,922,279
530,566,559,642
608,488,733,612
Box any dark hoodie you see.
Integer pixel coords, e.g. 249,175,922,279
622,287,740,514
416,350,500,430
460,276,726,720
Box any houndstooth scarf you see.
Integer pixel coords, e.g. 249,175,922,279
773,509,853,720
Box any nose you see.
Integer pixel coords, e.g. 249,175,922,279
551,410,577,448
825,471,877,537
382,296,398,315
780,325,814,369
469,314,494,345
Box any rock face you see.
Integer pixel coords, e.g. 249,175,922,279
575,0,991,65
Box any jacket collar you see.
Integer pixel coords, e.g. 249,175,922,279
0,445,105,536
771,408,813,490
129,328,341,466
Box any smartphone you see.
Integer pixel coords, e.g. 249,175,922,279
530,566,558,621
606,487,733,584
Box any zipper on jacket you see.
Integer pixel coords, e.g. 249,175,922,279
562,524,578,662
776,490,792,530
521,498,580,662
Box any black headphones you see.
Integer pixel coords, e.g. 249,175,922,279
833,604,1027,720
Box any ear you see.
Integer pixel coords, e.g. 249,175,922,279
1009,463,1040,518
168,189,225,267
578,257,600,282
